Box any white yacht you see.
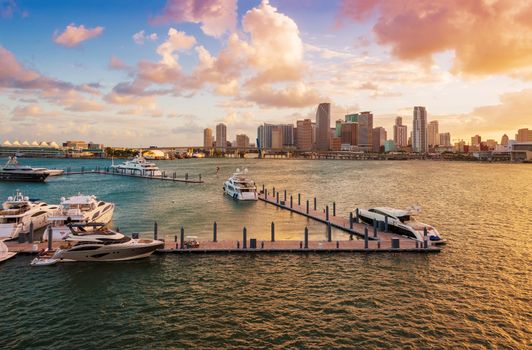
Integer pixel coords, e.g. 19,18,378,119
356,206,446,244
0,191,59,239
45,194,115,241
110,153,162,177
31,223,164,265
223,169,258,201
0,239,17,263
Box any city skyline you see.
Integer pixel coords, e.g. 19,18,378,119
1,0,531,147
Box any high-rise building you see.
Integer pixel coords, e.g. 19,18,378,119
335,119,343,138
296,119,313,151
345,112,373,150
330,137,342,151
471,135,481,151
271,127,283,149
372,127,387,153
516,128,532,142
485,139,497,150
341,122,358,146
501,134,509,145
236,134,249,149
216,123,227,149
412,106,427,153
257,123,294,149
280,124,294,147
203,128,213,149
393,117,408,147
427,120,439,147
315,103,331,151
439,132,451,147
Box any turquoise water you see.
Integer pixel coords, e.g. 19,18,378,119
1,158,530,349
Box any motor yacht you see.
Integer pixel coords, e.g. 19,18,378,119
356,206,446,244
223,168,258,201
31,223,164,265
0,156,50,182
0,239,17,263
110,153,162,176
44,194,115,241
0,191,59,239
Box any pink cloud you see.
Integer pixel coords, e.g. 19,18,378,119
53,24,104,47
108,55,128,70
246,83,322,108
151,0,236,37
338,0,532,78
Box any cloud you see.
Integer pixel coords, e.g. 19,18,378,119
151,0,237,38
156,28,196,66
339,0,532,78
246,83,322,108
108,55,128,70
132,30,158,45
53,23,104,47
1,0,28,19
11,104,55,118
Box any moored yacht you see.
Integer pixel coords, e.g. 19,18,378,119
223,169,258,201
31,223,164,265
0,191,59,239
110,153,162,176
356,206,446,244
0,156,50,182
45,194,115,241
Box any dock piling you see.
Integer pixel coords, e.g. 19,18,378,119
313,197,317,211
213,222,217,242
276,192,279,204
306,200,309,214
154,221,158,240
242,227,247,249
336,241,339,249
29,222,34,243
349,212,353,229
364,227,369,249
304,227,308,248
180,227,184,250
290,195,293,208
355,208,359,223
327,222,332,242
298,193,301,206
333,202,336,216
284,190,287,201
424,227,428,249
47,226,52,250
271,222,275,242
326,205,329,221
384,216,389,232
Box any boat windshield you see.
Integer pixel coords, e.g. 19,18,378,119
397,215,411,223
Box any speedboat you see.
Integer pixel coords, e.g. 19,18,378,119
0,239,17,263
0,191,59,240
44,194,115,241
355,206,446,244
0,156,50,182
223,168,258,201
32,223,164,265
110,153,162,176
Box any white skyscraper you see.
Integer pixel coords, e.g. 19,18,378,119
413,106,428,153
427,120,439,147
216,123,227,149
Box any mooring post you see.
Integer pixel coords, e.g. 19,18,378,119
336,241,339,249
306,200,309,214
29,221,34,243
424,227,428,249
154,221,158,240
284,190,287,202
355,208,359,223
298,193,301,206
333,202,336,216
180,226,184,250
314,197,317,211
174,235,178,248
213,221,217,242
273,186,276,196
373,220,377,237
384,216,389,232
327,222,332,242
265,188,268,199
242,227,247,249
276,192,279,204
185,173,189,180
262,184,265,192
199,174,202,182
47,226,52,250
326,205,329,222
271,222,275,242
349,212,353,229
364,227,369,249
304,227,308,249
290,195,293,208
377,240,381,249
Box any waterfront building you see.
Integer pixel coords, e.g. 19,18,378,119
511,142,532,161
344,111,373,151
393,117,408,147
335,119,343,138
316,103,331,151
413,106,428,153
296,119,313,151
330,137,342,151
485,139,497,150
0,140,64,157
439,132,451,147
516,128,532,142
384,140,396,153
271,127,283,149
257,123,294,149
501,134,509,145
280,124,294,147
341,122,358,146
428,120,439,147
471,135,481,151
454,140,466,153
64,140,88,149
203,128,213,149
216,123,227,149
236,134,250,149
372,127,387,153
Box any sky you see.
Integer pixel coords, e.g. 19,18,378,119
0,0,531,147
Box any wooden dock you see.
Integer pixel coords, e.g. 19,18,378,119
61,167,203,184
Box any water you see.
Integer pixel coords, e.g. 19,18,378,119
0,158,530,349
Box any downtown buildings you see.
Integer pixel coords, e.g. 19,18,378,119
413,106,428,153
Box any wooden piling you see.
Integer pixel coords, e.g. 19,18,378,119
271,222,275,242
304,227,308,248
364,227,369,249
29,222,34,243
154,221,158,240
47,226,52,251
290,195,293,208
242,227,247,249
326,205,329,221
180,227,184,250
327,222,332,242
306,200,309,214
298,193,301,206
333,202,336,216
314,197,317,211
284,190,287,201
349,212,353,229
213,221,217,242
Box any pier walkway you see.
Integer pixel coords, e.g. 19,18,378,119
61,167,203,184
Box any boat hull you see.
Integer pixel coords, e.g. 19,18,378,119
0,171,49,182
53,240,164,262
223,183,258,201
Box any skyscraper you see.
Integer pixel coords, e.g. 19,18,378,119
345,112,373,150
501,134,509,145
315,103,331,151
393,117,408,147
216,123,227,149
271,127,283,149
279,124,294,147
236,134,249,149
427,120,439,147
471,135,481,151
335,119,343,137
413,106,427,153
372,127,387,153
516,128,532,142
296,119,313,151
341,122,358,146
203,128,213,149
439,132,451,147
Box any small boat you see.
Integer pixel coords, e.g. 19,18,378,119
223,168,258,201
44,194,115,241
30,249,58,266
0,191,60,240
110,153,162,176
0,156,49,182
35,223,164,264
0,239,17,263
355,206,446,244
